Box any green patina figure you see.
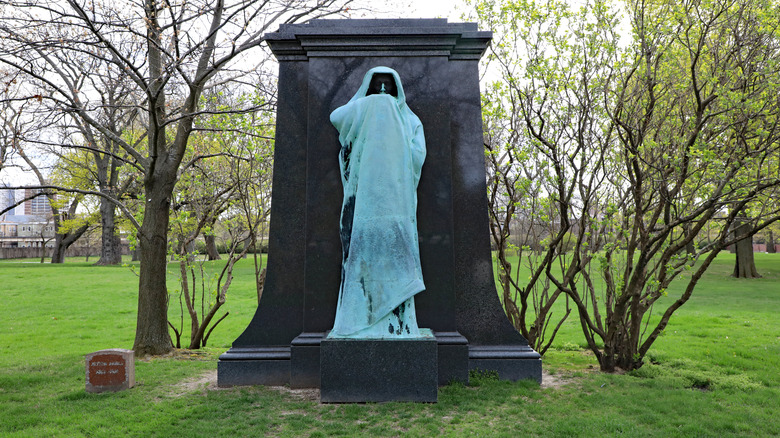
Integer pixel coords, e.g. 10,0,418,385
329,66,427,339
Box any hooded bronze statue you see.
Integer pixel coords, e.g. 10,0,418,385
329,66,427,338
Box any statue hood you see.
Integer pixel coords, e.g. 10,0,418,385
332,66,420,150
348,66,408,107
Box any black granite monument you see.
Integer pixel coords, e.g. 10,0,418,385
217,19,542,397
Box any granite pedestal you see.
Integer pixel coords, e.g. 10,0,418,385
291,332,325,388
320,330,438,403
217,347,290,387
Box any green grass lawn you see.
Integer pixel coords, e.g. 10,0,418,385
1,253,778,437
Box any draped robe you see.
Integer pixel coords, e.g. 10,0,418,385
329,66,427,338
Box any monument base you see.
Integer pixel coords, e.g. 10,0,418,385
469,345,542,383
217,347,290,387
435,331,469,385
291,332,325,388
320,329,438,403
217,332,543,389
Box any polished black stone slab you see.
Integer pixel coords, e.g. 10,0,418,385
435,331,469,385
217,347,290,387
469,345,542,383
286,331,469,389
320,331,438,403
290,332,325,389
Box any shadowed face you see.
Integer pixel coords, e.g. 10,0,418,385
366,73,398,97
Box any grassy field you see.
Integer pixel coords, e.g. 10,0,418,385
0,253,778,436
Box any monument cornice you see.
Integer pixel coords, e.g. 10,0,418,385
264,19,492,61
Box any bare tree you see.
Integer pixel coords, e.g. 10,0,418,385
476,0,780,372
2,57,139,265
75,70,143,266
36,214,56,263
578,0,780,371
0,71,21,173
478,0,620,355
0,0,352,355
168,93,274,348
0,68,39,178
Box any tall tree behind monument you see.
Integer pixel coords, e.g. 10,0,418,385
0,0,354,355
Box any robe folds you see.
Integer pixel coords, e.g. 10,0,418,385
329,66,427,338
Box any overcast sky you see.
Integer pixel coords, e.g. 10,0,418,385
348,0,473,21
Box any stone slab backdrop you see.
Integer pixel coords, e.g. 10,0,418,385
218,19,541,389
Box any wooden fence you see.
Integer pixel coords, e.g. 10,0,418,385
0,245,129,260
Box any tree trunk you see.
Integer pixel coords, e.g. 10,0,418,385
204,233,220,260
767,230,775,254
256,264,266,305
178,261,201,349
51,234,65,263
51,223,89,264
732,221,760,278
176,236,196,262
40,239,47,263
96,197,122,265
133,186,174,356
683,222,695,255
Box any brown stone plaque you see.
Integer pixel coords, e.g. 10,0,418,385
85,349,135,393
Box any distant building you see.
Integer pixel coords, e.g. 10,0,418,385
25,188,51,215
0,187,56,249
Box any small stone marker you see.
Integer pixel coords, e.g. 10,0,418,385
85,349,135,393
